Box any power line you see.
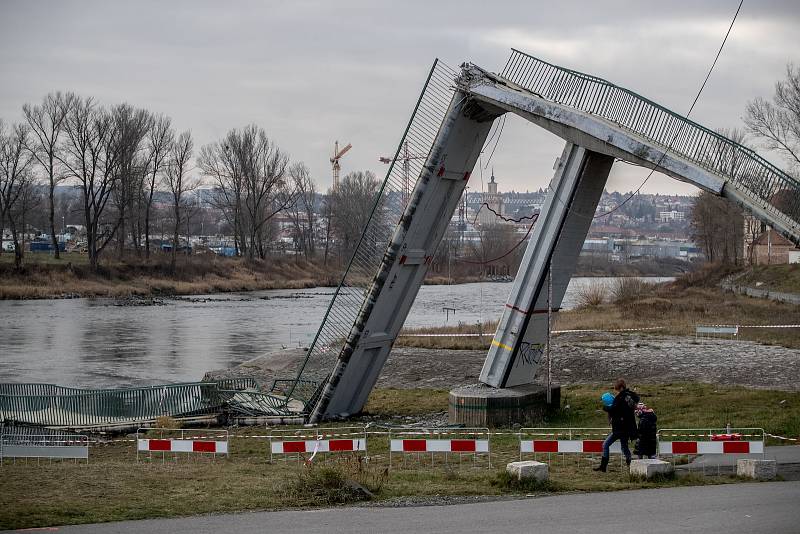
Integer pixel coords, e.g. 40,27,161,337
592,0,744,219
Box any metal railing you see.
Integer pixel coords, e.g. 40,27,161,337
501,49,800,229
284,59,460,408
0,378,291,428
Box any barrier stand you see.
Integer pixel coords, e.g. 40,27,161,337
0,430,89,466
136,428,229,463
519,428,626,469
388,427,490,469
657,428,765,475
268,426,367,464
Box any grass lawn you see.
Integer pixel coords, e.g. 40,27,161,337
3,383,798,530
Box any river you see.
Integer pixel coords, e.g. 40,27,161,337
0,277,672,388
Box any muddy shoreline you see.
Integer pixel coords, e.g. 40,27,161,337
207,332,800,392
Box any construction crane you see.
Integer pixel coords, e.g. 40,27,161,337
330,140,352,188
379,140,426,207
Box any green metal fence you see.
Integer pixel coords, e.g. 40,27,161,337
0,378,292,428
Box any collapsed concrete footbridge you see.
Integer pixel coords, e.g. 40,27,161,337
3,50,799,428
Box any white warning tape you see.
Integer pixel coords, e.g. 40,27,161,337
766,433,799,442
702,324,800,329
398,326,664,337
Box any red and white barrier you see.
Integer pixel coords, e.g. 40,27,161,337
390,438,489,453
520,440,621,454
137,438,228,454
270,438,366,455
658,440,763,455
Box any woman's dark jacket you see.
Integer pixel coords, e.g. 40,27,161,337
603,388,640,437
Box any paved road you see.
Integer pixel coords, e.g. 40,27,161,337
38,481,800,534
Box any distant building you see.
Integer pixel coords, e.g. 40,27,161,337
751,229,800,265
478,170,504,227
658,210,685,222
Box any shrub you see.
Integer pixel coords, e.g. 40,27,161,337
575,284,608,308
282,459,387,506
611,277,656,303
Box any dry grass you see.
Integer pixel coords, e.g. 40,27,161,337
609,277,657,303
736,264,800,293
0,254,342,299
398,266,800,350
575,284,608,308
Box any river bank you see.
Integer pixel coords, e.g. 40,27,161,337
0,252,689,300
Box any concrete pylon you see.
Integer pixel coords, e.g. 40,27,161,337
480,142,613,388
309,93,502,421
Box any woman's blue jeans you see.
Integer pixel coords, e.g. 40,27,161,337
602,431,631,461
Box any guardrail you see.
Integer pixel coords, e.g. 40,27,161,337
501,49,800,229
657,428,765,457
388,427,491,468
0,429,89,463
268,426,367,463
519,428,619,460
136,428,229,462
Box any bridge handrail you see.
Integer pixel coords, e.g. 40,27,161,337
0,378,284,428
501,49,800,226
284,59,460,411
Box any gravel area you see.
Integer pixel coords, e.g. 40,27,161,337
207,332,800,391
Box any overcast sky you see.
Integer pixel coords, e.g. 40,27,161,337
1,0,798,196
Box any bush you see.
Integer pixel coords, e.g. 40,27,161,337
282,459,387,506
575,284,608,308
611,277,656,303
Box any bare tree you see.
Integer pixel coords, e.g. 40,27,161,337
58,97,121,271
143,113,174,259
287,162,317,259
22,92,74,259
198,138,244,255
745,63,800,176
199,125,296,260
0,122,35,269
163,130,195,271
690,191,743,264
327,170,381,263
110,104,152,259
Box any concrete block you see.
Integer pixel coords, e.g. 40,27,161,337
630,459,673,479
737,459,777,480
507,460,549,482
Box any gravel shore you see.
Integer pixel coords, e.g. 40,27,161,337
207,332,800,391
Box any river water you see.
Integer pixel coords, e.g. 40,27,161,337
0,277,672,388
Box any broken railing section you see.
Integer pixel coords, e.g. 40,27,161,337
287,60,461,413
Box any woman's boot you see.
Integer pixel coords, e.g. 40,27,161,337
593,456,609,472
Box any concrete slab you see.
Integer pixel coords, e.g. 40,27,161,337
507,460,549,482
630,459,673,479
737,459,777,480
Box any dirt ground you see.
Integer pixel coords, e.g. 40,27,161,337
207,332,800,391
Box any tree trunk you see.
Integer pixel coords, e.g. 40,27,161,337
48,158,60,259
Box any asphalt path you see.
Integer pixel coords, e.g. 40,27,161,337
31,481,800,534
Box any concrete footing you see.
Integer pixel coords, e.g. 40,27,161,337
507,461,549,482
449,383,560,427
630,459,673,479
737,459,777,480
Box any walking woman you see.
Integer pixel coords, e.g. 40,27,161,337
594,378,639,472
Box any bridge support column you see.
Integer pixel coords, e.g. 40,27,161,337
479,142,614,389
310,94,502,421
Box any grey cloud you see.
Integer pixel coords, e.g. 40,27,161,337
1,0,798,195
